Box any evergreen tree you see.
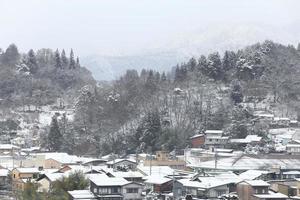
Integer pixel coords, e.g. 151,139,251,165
297,43,300,51
230,80,244,105
187,57,197,71
48,116,63,151
161,72,167,82
145,70,157,94
69,49,76,69
54,49,62,69
76,56,80,68
3,43,20,66
61,49,68,68
207,52,223,80
27,49,38,74
198,55,208,74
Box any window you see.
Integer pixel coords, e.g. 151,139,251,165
126,188,138,193
93,187,97,194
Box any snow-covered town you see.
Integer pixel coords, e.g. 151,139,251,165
1,106,300,200
1,0,300,200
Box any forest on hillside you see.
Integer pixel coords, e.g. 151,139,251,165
43,40,300,157
0,44,95,110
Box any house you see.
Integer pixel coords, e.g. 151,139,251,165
237,180,288,200
190,134,205,148
273,117,291,127
106,159,137,171
0,144,20,156
89,174,144,200
287,140,300,155
144,175,173,199
143,151,186,170
230,135,263,147
239,170,272,181
12,167,41,191
109,170,144,182
269,179,300,197
0,169,9,189
204,130,229,148
22,152,95,169
190,154,300,173
173,177,231,199
68,190,97,200
36,173,65,192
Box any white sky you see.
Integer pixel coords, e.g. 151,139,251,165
0,0,299,56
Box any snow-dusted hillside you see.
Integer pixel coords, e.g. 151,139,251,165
82,23,299,81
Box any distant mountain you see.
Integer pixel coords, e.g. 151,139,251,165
82,23,299,81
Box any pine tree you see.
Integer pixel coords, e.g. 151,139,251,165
76,56,80,68
69,49,76,69
230,80,243,105
48,116,63,151
187,57,197,71
3,44,20,66
54,49,62,69
161,72,167,82
207,52,223,80
297,43,300,51
61,49,68,68
27,49,38,74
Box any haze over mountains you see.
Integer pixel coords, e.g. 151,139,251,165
82,22,300,80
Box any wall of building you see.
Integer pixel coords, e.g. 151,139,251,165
122,183,143,200
191,136,205,148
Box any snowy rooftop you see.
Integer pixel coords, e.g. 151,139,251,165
0,144,20,150
0,169,9,177
190,134,204,139
138,166,175,176
68,190,96,199
253,191,288,199
205,130,223,134
106,158,136,165
243,180,270,187
144,175,172,185
110,171,144,178
89,174,129,186
33,152,95,164
15,167,41,174
239,170,269,180
189,155,300,170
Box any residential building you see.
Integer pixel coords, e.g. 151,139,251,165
144,175,173,199
12,167,41,191
173,177,231,199
204,130,229,148
143,151,186,170
68,190,97,200
237,180,288,200
89,174,144,200
106,159,138,171
190,134,205,148
0,144,20,156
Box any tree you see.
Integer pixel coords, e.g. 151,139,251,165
206,52,223,80
2,43,20,66
69,49,75,69
18,181,41,200
134,110,162,151
76,56,80,68
48,116,63,151
61,49,68,68
54,49,62,69
230,80,243,105
27,49,38,74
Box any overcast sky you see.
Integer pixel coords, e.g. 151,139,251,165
0,0,299,56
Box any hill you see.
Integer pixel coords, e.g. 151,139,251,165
0,44,96,109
